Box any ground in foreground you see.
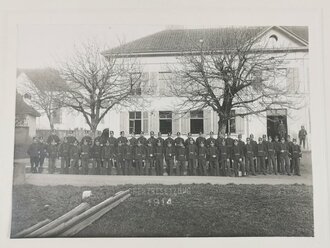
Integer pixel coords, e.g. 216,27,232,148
11,183,313,237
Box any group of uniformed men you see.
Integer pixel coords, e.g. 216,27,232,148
27,129,302,177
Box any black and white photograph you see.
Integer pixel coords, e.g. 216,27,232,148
1,0,330,247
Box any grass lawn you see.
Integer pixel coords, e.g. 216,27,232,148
11,183,314,237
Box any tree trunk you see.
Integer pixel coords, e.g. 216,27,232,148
90,117,99,138
47,113,54,130
218,118,227,136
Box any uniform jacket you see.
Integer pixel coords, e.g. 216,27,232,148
207,146,218,160
116,145,126,161
266,142,276,156
174,137,184,146
146,145,155,159
81,144,91,159
279,142,290,156
102,144,115,159
47,134,60,145
58,142,71,157
70,145,80,160
206,137,216,147
298,129,307,138
218,144,228,160
154,145,164,159
134,145,146,160
80,136,92,146
197,146,208,159
176,146,186,161
244,143,256,157
184,137,195,146
125,145,134,160
137,136,147,146
108,136,118,147
47,144,58,158
186,143,197,159
38,142,48,157
290,144,302,158
164,146,175,160
148,136,157,146
27,142,39,157
164,137,175,147
117,136,128,145
129,137,137,147
256,143,267,157
92,144,103,159
231,145,243,159
196,137,206,147
157,137,165,147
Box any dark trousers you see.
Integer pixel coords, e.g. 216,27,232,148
257,156,266,174
48,157,56,174
292,157,301,175
38,156,45,173
246,156,255,175
165,158,174,175
268,154,277,174
187,158,196,176
176,160,185,176
60,157,70,174
81,158,90,175
299,137,306,149
209,159,219,176
280,155,291,175
232,158,241,177
93,158,102,175
70,158,80,174
146,158,154,175
198,158,207,176
221,159,229,176
30,156,39,173
136,160,143,175
124,160,133,175
155,157,163,176
103,159,113,175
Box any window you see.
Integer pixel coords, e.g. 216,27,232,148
53,109,62,124
190,110,204,134
129,72,142,96
129,111,142,134
226,110,236,134
159,72,172,96
159,111,172,134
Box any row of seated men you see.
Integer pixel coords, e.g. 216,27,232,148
27,130,302,176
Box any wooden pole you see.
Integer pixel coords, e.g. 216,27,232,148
61,194,131,237
26,202,90,238
40,189,130,237
14,219,51,238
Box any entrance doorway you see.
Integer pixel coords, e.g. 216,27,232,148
266,109,288,139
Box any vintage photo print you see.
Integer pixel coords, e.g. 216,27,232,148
1,1,329,248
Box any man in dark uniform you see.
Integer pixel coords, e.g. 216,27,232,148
250,134,258,173
145,140,155,175
237,134,245,173
206,131,216,147
117,131,128,145
219,139,230,176
129,132,137,147
290,138,302,176
157,132,165,147
231,139,244,177
124,140,134,175
116,140,125,175
207,141,219,176
165,141,175,176
186,138,197,176
80,130,93,147
244,138,256,176
174,132,184,147
256,137,267,175
278,120,286,140
274,136,281,174
148,131,157,146
134,140,146,175
196,132,206,148
91,139,102,175
298,125,308,149
37,136,48,173
69,140,80,174
81,138,91,175
286,135,294,173
215,133,225,148
175,140,186,176
47,139,58,174
66,130,78,144
137,131,147,146
197,141,208,176
266,136,277,175
154,140,164,176
164,132,175,147
279,137,291,176
27,137,40,173
47,129,60,145
58,137,71,174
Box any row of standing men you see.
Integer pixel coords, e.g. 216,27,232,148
27,130,302,176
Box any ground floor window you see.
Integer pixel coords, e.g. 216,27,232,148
129,111,141,134
159,111,172,134
266,109,288,139
190,110,203,134
226,110,236,134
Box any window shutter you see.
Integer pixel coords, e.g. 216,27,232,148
181,113,190,135
203,109,212,135
172,112,180,134
142,111,149,133
120,111,129,134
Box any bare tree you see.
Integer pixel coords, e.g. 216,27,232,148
22,68,65,130
57,41,144,135
169,27,304,135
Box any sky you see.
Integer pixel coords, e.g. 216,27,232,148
17,24,168,69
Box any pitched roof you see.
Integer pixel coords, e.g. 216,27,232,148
15,92,41,117
17,68,67,91
103,26,308,57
